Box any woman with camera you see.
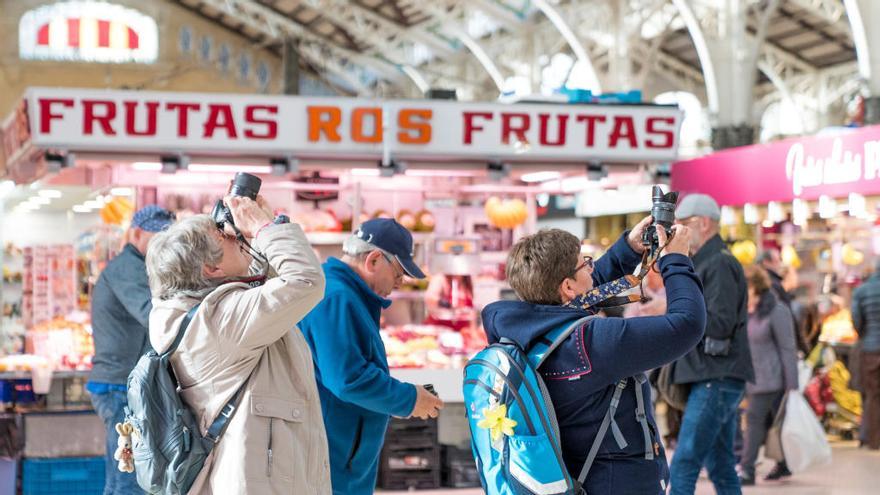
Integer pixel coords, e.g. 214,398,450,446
145,194,330,494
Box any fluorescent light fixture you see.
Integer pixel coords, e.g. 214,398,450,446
131,162,271,174
743,203,759,224
521,171,562,183
350,168,381,177
132,161,162,171
38,189,62,198
792,198,809,226
818,195,837,219
188,164,272,174
720,205,736,225
83,200,104,209
849,192,866,217
30,196,52,205
404,169,479,178
111,187,134,196
72,205,92,213
767,201,785,223
0,180,15,200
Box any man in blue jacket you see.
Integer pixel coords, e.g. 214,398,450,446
87,205,174,494
482,218,706,495
299,219,444,494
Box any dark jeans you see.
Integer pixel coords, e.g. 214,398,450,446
861,350,880,449
670,378,746,495
741,390,785,478
90,390,143,495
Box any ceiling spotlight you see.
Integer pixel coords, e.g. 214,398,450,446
45,151,75,173
487,160,510,181
160,155,189,174
378,159,406,178
586,162,608,181
270,156,299,176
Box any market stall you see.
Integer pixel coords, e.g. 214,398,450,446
0,86,682,491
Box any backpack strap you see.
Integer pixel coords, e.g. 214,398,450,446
633,373,655,460
577,378,628,485
530,315,599,369
161,304,201,358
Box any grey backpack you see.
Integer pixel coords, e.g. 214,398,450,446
125,305,245,494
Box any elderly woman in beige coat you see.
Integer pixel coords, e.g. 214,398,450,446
145,195,330,494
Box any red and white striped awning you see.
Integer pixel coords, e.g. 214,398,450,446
19,1,157,64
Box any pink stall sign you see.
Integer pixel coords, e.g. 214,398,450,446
670,125,880,205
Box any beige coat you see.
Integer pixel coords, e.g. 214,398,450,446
149,223,331,495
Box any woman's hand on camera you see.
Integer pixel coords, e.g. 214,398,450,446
626,215,654,253
658,224,690,257
225,195,273,239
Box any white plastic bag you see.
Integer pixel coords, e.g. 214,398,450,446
797,360,813,393
780,390,832,472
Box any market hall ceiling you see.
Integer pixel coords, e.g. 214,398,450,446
173,0,860,100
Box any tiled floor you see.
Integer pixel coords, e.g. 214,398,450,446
379,441,880,494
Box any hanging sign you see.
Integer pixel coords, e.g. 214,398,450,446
19,87,682,162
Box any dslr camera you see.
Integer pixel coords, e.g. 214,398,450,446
211,172,263,236
641,186,679,257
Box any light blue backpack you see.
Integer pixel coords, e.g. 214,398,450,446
463,315,656,495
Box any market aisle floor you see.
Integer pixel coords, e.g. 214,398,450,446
379,442,880,495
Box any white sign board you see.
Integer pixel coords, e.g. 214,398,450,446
24,87,683,162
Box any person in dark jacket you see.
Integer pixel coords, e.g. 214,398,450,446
851,260,880,450
739,266,798,485
669,194,754,495
759,249,809,355
482,217,706,495
299,219,444,495
87,205,174,495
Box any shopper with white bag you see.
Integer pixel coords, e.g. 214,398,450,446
780,389,832,472
739,267,799,486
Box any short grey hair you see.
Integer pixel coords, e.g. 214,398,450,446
342,235,391,260
146,215,224,300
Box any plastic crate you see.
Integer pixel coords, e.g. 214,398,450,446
22,457,104,495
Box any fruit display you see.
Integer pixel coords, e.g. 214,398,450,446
414,209,435,232
841,243,864,266
484,197,528,229
292,209,343,232
24,314,94,370
730,240,757,265
99,196,135,225
397,209,417,230
819,308,858,344
381,324,482,369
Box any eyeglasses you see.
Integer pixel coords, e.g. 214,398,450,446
381,252,406,280
569,255,594,278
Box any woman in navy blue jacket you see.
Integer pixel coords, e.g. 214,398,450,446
482,218,706,495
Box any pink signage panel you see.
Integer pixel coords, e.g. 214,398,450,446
670,125,880,205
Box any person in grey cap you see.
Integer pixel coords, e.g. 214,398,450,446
87,204,175,494
299,218,444,495
668,194,754,495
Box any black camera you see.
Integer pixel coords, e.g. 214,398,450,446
641,186,679,257
211,172,263,233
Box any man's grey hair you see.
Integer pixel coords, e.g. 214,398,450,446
146,215,224,300
342,235,391,260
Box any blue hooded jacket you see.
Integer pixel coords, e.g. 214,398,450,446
299,257,418,495
482,234,706,495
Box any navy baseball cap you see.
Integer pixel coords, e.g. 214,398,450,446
356,218,426,279
131,205,175,232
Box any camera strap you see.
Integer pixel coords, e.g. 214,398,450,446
565,231,675,311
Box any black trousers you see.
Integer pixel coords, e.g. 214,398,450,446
741,390,785,477
861,350,880,449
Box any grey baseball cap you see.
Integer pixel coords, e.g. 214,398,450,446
675,194,721,221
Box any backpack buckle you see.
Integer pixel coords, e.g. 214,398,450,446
219,402,236,419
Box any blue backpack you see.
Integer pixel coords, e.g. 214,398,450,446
463,315,656,495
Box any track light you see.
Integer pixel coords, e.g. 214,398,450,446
270,156,299,176
378,159,406,178
586,162,608,181
160,155,189,174
45,151,75,173
488,160,510,181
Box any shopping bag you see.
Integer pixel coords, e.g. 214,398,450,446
763,393,787,462
780,390,832,472
797,360,813,393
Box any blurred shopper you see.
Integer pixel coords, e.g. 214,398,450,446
851,259,880,450
481,218,706,494
299,219,444,495
739,266,798,485
759,249,809,354
146,196,330,493
670,194,755,495
87,205,174,495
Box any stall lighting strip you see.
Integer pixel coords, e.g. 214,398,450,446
131,162,272,174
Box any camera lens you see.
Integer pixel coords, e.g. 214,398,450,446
230,172,262,200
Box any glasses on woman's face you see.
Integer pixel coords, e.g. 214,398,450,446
569,255,594,279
